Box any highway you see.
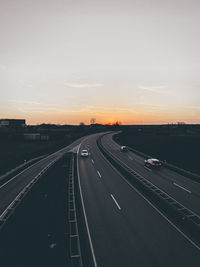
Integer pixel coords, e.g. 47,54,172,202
1,132,200,266
0,136,86,219
77,133,200,267
102,133,200,216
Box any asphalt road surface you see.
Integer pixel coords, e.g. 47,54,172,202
0,136,86,218
77,133,200,267
102,133,200,217
1,132,200,267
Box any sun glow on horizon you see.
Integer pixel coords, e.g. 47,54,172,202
3,105,199,125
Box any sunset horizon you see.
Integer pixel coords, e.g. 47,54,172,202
1,0,199,125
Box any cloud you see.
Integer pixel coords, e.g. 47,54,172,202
9,100,41,105
186,105,200,110
136,102,163,108
138,85,167,93
64,82,104,88
16,106,68,114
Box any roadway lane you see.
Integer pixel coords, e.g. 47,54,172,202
77,134,200,267
0,135,92,218
101,133,200,216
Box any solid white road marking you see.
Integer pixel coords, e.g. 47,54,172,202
173,182,191,194
77,142,98,267
77,143,81,154
110,194,121,210
91,159,94,164
69,144,81,153
0,157,46,189
97,171,101,178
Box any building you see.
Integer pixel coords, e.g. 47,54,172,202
24,133,40,141
0,119,26,128
24,133,49,141
40,135,49,141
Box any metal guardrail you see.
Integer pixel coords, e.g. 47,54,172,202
0,154,64,231
97,135,200,247
68,153,83,267
0,154,47,184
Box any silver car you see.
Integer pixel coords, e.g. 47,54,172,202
144,158,162,168
81,149,89,157
120,146,128,152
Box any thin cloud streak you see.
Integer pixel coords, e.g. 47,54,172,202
64,82,104,88
138,85,168,93
17,106,67,114
9,100,41,105
186,105,200,109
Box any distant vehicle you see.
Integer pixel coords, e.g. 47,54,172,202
81,149,89,157
144,158,162,168
120,146,128,152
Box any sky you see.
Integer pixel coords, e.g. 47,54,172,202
0,0,199,125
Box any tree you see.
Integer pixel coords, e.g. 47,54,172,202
114,121,122,126
90,118,96,125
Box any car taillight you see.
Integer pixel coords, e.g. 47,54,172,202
152,163,155,165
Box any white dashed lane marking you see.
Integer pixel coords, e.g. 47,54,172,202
173,182,191,194
97,171,101,178
110,194,121,210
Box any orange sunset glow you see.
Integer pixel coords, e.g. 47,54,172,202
3,106,199,125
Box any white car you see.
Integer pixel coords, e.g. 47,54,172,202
120,146,128,152
144,158,162,168
81,149,89,157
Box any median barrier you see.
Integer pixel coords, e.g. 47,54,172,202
67,153,83,267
